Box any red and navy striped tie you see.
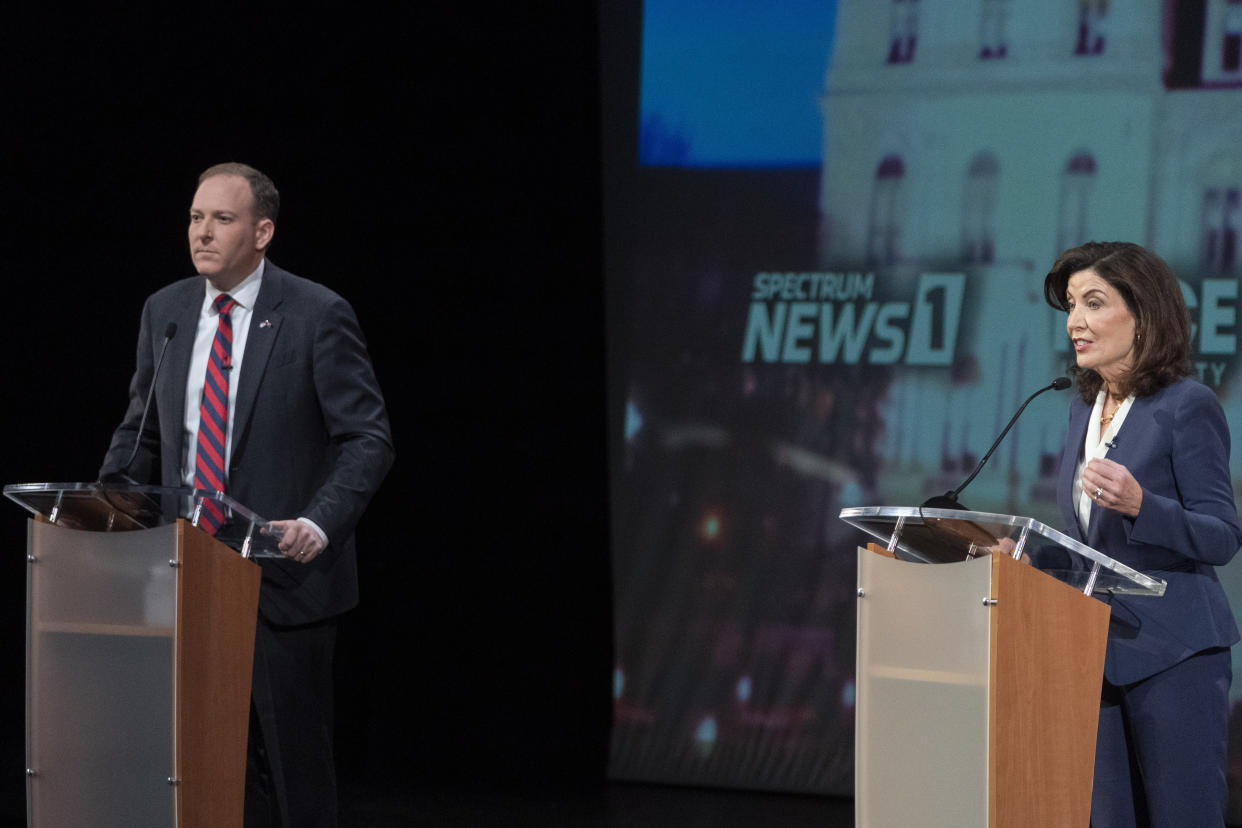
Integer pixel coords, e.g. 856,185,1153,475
194,294,237,534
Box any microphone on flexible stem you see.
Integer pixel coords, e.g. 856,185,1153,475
102,322,178,485
921,376,1071,511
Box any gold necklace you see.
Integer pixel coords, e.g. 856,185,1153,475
1101,388,1124,428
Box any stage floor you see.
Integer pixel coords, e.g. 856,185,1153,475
341,781,854,827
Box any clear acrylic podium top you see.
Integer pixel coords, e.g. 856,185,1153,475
839,505,1166,597
3,481,285,559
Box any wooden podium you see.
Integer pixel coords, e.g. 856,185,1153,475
841,506,1167,828
5,482,282,828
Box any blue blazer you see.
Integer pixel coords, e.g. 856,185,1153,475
1054,378,1241,686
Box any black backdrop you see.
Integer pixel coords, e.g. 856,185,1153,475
1,3,613,817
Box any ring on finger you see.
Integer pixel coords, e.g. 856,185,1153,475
1095,487,1103,499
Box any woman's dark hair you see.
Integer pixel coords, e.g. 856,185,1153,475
1043,241,1191,403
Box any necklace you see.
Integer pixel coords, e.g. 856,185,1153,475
1101,386,1124,428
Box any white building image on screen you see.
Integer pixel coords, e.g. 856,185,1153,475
818,0,1242,517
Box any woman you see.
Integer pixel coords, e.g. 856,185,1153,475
1042,241,1241,827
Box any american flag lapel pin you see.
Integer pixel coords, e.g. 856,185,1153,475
260,319,272,329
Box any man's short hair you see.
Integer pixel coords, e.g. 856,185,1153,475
198,162,280,223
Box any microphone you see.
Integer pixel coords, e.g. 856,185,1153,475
922,376,1071,510
105,322,178,485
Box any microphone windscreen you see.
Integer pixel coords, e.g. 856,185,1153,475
164,322,178,339
1052,376,1071,390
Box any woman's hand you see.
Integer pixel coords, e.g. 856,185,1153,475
1081,457,1143,517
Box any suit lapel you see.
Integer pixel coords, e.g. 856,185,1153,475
231,264,286,459
159,282,206,467
1060,399,1091,541
1100,394,1147,469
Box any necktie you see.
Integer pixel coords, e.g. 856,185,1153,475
194,294,237,534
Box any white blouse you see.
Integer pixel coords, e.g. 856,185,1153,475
1074,389,1135,534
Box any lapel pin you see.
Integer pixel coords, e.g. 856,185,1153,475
259,319,272,328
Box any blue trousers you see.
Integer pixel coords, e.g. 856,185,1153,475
1091,646,1231,828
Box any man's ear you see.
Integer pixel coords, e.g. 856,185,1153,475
255,218,275,251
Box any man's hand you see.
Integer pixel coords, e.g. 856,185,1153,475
267,519,326,563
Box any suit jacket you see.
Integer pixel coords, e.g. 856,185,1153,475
1053,378,1240,686
101,262,395,625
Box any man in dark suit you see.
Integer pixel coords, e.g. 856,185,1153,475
100,163,394,826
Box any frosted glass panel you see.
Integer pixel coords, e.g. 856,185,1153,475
856,549,992,828
27,520,177,827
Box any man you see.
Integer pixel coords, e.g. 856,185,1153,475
100,162,394,826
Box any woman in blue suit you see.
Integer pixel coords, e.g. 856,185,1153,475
1043,241,1241,827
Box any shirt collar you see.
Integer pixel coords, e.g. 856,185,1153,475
1086,387,1134,453
204,259,265,312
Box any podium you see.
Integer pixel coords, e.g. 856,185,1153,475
839,506,1166,828
4,482,286,828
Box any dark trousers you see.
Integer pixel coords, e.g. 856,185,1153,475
245,615,339,828
1092,646,1231,828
